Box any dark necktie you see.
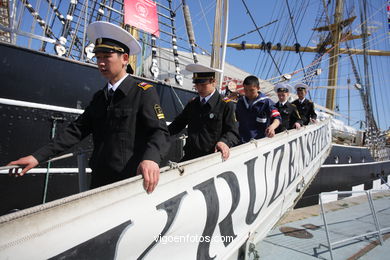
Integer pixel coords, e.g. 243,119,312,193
108,88,115,103
201,98,206,104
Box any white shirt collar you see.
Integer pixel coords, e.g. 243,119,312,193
279,100,288,106
108,74,128,92
201,89,215,103
299,98,306,103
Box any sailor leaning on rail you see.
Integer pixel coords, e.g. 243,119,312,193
292,83,317,125
168,64,240,161
235,75,281,143
274,83,303,133
7,21,170,193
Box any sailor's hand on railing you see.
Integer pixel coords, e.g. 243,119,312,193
7,155,39,177
294,122,301,129
137,160,160,194
215,141,230,161
265,126,276,138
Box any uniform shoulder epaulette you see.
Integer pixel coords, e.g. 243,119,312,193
291,103,297,107
138,82,154,90
223,97,232,103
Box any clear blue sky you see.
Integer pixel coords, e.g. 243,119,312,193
173,0,390,131
14,0,390,131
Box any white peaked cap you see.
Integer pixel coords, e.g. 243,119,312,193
294,83,309,91
186,63,222,73
274,83,292,93
87,21,141,55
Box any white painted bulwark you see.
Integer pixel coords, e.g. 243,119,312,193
0,121,331,259
372,179,381,190
352,184,365,197
320,191,339,204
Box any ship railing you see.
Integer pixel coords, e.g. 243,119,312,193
0,149,92,200
319,189,390,260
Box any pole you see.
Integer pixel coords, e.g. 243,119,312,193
325,0,344,111
211,0,222,76
218,0,229,91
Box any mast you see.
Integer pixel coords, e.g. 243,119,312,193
211,0,222,70
360,0,377,131
219,0,229,90
182,0,198,63
210,0,229,90
325,0,344,111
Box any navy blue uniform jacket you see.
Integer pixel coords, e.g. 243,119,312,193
235,93,281,143
33,75,170,188
292,98,317,125
168,91,239,161
275,101,303,133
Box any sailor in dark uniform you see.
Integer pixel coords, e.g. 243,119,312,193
274,83,302,133
168,64,239,161
8,21,170,193
292,83,317,125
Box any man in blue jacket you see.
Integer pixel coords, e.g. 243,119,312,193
236,75,281,143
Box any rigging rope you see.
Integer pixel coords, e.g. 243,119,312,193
241,0,283,76
287,32,389,85
197,0,212,40
265,0,389,85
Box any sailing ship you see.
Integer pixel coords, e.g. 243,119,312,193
0,0,388,258
220,0,390,206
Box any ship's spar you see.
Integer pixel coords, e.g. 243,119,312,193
226,0,390,157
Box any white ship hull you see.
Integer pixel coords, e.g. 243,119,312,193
0,121,331,259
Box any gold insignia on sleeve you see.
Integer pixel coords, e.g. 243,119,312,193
295,111,301,119
223,97,232,103
138,82,154,90
154,104,165,119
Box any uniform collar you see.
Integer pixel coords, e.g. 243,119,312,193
299,98,306,104
200,89,216,104
116,74,137,96
280,100,288,106
243,92,267,109
200,90,220,109
108,73,129,92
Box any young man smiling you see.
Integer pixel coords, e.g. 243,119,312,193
168,64,239,161
8,21,170,193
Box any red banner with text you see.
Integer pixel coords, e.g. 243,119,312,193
124,0,160,37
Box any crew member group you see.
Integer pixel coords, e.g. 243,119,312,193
7,21,317,193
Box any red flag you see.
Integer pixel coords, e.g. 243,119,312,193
124,0,160,37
